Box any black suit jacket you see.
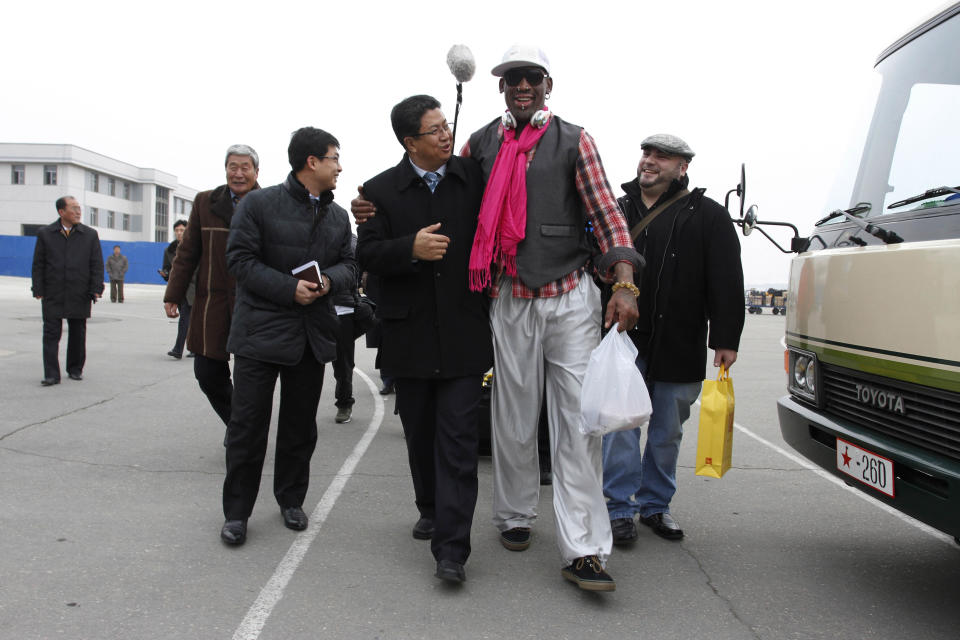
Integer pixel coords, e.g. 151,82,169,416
357,155,492,379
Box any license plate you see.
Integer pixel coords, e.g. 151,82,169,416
836,437,895,498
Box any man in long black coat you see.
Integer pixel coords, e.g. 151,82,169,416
357,95,493,584
31,196,104,386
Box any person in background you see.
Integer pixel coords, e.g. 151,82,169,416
331,234,360,424
31,196,104,386
162,220,194,359
105,245,128,303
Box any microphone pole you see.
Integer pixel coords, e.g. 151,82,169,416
446,44,475,154
453,82,463,151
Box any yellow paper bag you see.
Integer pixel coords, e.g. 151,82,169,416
695,365,735,478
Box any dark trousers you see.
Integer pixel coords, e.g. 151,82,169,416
396,375,481,564
194,354,233,426
222,348,325,520
42,316,86,381
171,302,191,356
109,280,124,302
333,313,356,408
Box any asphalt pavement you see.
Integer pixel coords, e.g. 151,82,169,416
1,275,958,640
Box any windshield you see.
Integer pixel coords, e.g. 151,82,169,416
848,12,960,218
883,83,960,212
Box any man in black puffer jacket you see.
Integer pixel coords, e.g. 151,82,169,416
219,127,356,546
602,135,744,546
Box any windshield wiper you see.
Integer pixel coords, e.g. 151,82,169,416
814,204,870,226
816,204,902,244
887,185,960,210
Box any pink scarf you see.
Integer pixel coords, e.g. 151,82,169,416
468,110,551,291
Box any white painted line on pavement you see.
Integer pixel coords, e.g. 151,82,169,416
232,368,385,640
709,400,956,547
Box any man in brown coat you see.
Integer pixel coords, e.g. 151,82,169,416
163,145,259,440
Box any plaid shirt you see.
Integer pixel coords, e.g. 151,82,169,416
461,119,632,299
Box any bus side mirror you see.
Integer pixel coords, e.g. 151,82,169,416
742,205,758,237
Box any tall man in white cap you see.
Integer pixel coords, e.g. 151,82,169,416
352,44,642,592
462,44,643,592
602,135,744,545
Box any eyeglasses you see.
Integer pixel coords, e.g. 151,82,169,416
317,155,341,165
503,68,547,87
411,122,451,138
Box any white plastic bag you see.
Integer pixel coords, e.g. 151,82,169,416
579,323,652,436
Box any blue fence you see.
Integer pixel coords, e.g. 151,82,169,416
0,235,169,285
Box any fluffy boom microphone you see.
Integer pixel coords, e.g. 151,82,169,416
446,44,475,150
446,44,476,83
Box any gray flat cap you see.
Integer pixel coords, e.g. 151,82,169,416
641,134,695,160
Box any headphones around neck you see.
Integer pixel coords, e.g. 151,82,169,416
501,109,550,130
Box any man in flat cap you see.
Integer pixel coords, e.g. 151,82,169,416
602,134,744,545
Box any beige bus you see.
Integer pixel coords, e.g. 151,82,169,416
747,3,960,541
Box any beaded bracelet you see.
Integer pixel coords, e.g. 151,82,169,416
611,281,640,297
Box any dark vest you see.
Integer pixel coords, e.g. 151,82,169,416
468,115,593,289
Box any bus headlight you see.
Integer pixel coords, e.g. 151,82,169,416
787,348,820,405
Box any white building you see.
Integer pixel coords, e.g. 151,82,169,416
0,143,198,243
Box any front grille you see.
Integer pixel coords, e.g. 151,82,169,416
821,363,960,462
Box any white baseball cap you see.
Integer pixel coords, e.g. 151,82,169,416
491,44,551,77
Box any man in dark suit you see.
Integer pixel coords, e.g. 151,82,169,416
357,94,492,584
31,196,104,386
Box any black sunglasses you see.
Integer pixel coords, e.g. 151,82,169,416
503,68,547,87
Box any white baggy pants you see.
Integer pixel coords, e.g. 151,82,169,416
490,274,613,566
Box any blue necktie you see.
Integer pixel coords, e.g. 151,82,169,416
423,171,439,193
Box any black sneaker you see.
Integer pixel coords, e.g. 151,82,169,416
499,527,531,551
561,555,616,592
611,517,638,546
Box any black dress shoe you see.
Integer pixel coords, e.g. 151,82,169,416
640,512,684,540
167,350,182,359
379,382,395,395
412,517,434,540
435,559,466,583
281,506,308,531
41,378,60,387
68,372,83,381
221,519,247,545
611,517,638,545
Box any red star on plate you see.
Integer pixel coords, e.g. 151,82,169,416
841,447,851,467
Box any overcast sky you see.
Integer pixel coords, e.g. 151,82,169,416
2,0,949,285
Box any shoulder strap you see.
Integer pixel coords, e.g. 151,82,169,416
629,188,690,242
